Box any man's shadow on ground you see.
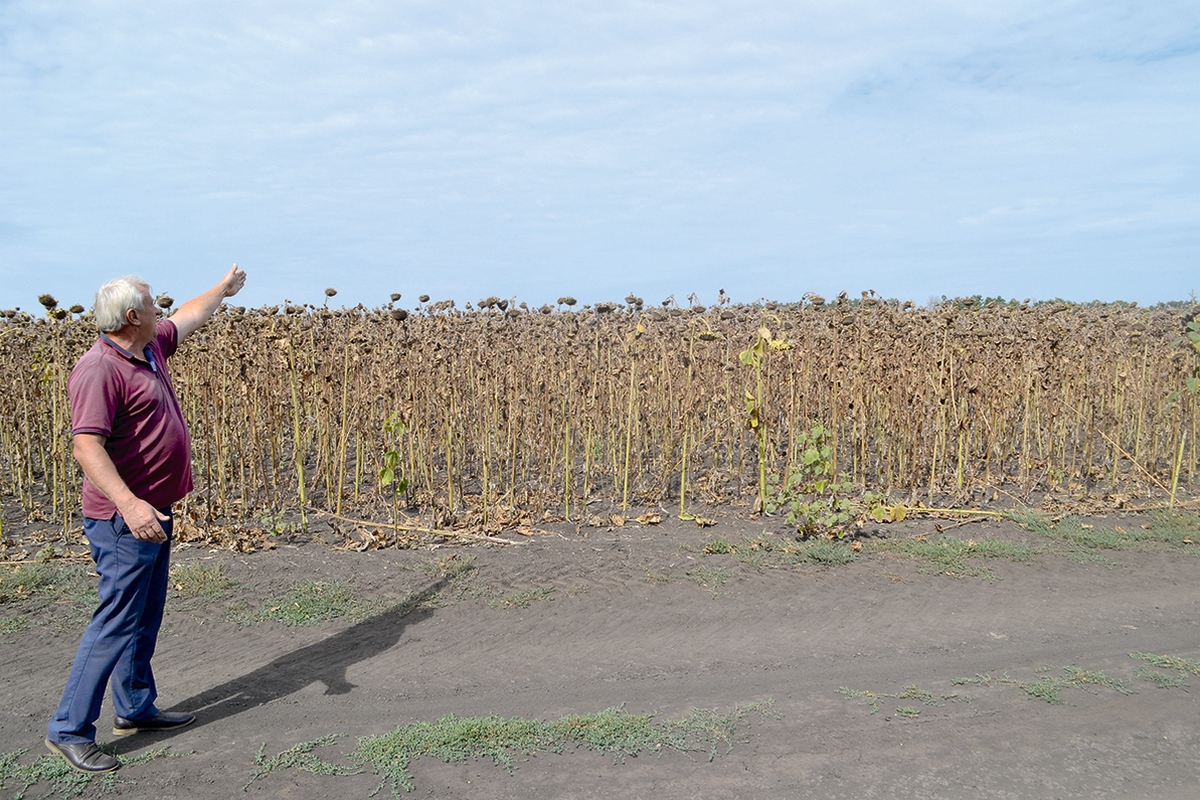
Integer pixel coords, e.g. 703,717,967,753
109,577,446,752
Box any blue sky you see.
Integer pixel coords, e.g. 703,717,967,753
2,1,1197,311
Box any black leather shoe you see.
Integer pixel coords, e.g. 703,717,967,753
112,711,195,737
44,738,120,773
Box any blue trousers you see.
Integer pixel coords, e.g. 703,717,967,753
47,511,172,744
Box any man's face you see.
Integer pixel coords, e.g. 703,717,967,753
126,288,161,348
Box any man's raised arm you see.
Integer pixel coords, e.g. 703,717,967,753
170,264,247,342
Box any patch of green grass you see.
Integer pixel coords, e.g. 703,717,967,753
0,562,96,633
1144,510,1200,548
1050,517,1133,550
244,735,358,790
641,565,672,583
411,553,476,581
701,538,735,555
1136,668,1189,689
1130,651,1200,675
417,557,556,611
1065,550,1124,568
836,684,952,715
867,536,1041,579
490,586,555,609
0,745,180,800
698,535,858,571
1130,652,1200,689
0,616,29,635
0,747,115,800
1021,666,1133,703
863,654,1196,723
1020,511,1200,561
803,540,857,566
169,560,233,599
234,580,384,626
685,566,731,596
1003,508,1053,535
954,666,1133,704
247,701,777,796
0,562,69,605
654,702,782,761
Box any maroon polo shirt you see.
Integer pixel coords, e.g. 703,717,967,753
68,320,194,519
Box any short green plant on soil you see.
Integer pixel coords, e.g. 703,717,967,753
866,535,1041,579
0,745,180,800
843,655,1191,720
245,735,358,790
245,701,778,796
490,586,555,608
1130,651,1200,689
0,561,96,633
699,535,857,570
388,553,478,609
169,560,233,599
836,684,967,716
685,565,731,596
954,666,1134,705
0,561,78,604
763,424,896,538
1008,510,1200,564
765,424,852,535
255,509,303,537
234,579,385,626
408,555,555,610
410,553,476,581
641,564,672,583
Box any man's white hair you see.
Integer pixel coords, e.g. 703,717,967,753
93,276,152,333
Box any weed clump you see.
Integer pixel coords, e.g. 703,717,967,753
1012,510,1200,562
868,536,1041,579
245,701,777,795
0,745,179,799
235,580,383,626
699,535,858,571
169,561,233,598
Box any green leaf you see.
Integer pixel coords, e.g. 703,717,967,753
380,466,395,486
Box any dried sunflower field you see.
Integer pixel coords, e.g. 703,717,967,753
1,294,1198,541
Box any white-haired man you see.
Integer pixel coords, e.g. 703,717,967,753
45,265,246,773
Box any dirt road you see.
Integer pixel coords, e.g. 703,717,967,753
3,511,1199,799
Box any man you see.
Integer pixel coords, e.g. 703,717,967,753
45,265,247,773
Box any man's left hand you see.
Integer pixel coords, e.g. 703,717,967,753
220,264,247,299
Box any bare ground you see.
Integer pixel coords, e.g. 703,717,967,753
3,509,1200,799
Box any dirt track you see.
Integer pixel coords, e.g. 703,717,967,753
3,511,1200,799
